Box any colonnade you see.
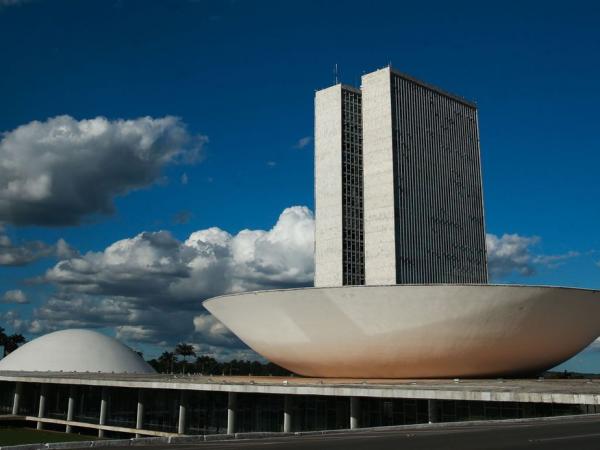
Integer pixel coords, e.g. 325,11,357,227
10,383,439,436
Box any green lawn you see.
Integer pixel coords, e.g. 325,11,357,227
0,427,96,446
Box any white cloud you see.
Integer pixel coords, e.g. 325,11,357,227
533,251,580,268
193,315,237,347
486,233,539,278
0,115,206,225
18,206,314,354
181,173,189,185
2,289,28,304
486,233,579,280
0,231,52,265
293,136,312,149
0,225,77,266
13,209,583,357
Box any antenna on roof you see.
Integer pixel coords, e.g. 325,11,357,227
334,63,339,85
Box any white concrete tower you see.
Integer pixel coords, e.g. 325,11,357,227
314,84,364,287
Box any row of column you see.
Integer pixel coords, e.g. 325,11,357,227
12,383,439,436
16,383,113,437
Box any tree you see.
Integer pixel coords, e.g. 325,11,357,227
175,343,196,373
0,327,26,357
157,351,176,374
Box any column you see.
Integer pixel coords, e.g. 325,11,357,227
98,387,108,438
37,384,47,430
135,389,144,438
227,392,236,435
11,382,22,415
350,396,360,430
178,390,187,435
283,395,292,433
65,386,76,433
428,399,438,424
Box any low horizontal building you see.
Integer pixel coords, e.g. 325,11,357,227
2,372,600,438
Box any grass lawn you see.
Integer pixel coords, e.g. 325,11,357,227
0,427,96,446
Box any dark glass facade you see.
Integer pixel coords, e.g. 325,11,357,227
106,387,138,429
390,71,488,284
237,393,284,432
143,389,179,433
1,381,597,436
186,390,228,435
291,395,349,432
341,87,365,286
46,384,69,420
0,381,15,414
74,385,101,424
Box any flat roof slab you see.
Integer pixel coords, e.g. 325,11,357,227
2,373,600,405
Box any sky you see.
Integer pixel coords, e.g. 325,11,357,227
0,0,599,371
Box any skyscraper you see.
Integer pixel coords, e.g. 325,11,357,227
315,67,488,287
314,84,364,287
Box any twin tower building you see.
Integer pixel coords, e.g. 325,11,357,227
314,67,488,287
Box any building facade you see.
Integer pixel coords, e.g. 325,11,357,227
314,84,365,287
315,67,488,287
1,375,596,439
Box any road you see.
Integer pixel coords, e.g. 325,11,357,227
104,415,600,450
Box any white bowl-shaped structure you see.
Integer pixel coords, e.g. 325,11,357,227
0,329,155,374
204,285,600,378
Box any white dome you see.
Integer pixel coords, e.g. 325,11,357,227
0,329,155,374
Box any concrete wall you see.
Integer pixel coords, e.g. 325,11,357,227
314,85,343,287
361,68,397,285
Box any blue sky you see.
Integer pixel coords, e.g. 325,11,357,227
0,0,599,371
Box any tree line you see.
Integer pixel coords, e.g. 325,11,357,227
0,327,26,357
146,343,292,376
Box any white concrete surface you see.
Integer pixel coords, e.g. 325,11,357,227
0,329,155,374
227,392,237,435
361,68,397,285
4,373,600,405
204,284,600,378
314,84,344,287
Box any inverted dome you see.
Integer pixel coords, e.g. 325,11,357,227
0,329,155,374
204,284,600,378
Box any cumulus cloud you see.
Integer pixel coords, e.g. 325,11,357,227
0,225,77,266
486,233,579,280
0,115,206,226
293,136,312,149
486,233,539,278
17,206,314,356
2,289,28,304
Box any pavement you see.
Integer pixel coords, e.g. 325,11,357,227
65,415,600,450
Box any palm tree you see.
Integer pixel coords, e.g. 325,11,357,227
175,343,196,374
0,327,7,357
0,328,26,357
158,351,176,374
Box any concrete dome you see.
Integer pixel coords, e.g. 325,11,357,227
0,329,155,374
